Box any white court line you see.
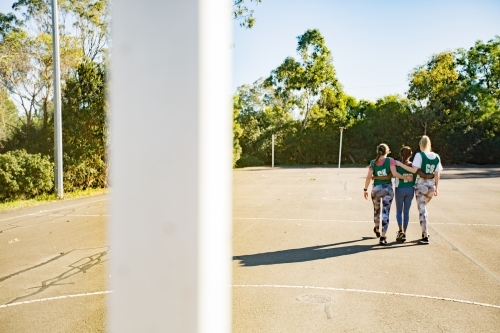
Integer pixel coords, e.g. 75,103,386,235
234,217,500,227
237,186,342,188
232,284,500,310
4,285,499,311
0,199,108,223
0,291,112,309
32,214,110,217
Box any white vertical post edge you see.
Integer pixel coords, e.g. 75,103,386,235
109,1,232,332
338,127,344,175
272,134,275,168
199,1,232,333
51,0,63,198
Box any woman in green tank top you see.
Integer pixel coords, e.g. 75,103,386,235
395,136,443,244
393,147,416,242
363,143,412,245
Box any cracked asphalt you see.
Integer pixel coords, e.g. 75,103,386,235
232,166,500,332
1,166,499,332
0,196,108,333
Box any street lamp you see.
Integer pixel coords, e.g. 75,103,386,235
51,0,63,198
338,127,344,175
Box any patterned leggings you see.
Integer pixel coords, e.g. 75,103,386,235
371,184,394,233
415,178,435,234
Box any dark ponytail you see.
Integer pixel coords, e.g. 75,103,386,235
400,146,412,164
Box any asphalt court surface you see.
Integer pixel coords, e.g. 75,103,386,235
0,196,108,333
233,166,500,332
1,167,499,332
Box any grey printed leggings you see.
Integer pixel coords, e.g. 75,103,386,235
415,178,435,234
371,184,394,233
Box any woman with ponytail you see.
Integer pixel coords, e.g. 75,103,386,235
363,143,412,245
395,136,443,244
393,146,416,242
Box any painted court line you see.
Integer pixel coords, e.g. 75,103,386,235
0,291,112,309
232,284,500,310
234,217,500,227
32,214,110,217
0,199,108,223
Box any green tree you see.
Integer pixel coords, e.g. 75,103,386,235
0,29,81,144
61,60,107,190
0,87,19,143
266,29,340,129
233,0,263,29
233,95,243,166
407,51,462,136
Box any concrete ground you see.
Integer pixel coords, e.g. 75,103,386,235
0,196,108,333
1,166,499,332
232,166,500,332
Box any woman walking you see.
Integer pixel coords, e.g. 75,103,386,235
364,143,412,245
396,136,443,244
394,146,416,242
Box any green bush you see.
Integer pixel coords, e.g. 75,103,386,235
0,150,54,200
236,154,265,168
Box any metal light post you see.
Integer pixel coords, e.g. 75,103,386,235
51,0,63,198
271,134,275,168
338,127,344,175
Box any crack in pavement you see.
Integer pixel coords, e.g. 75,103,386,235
5,248,109,305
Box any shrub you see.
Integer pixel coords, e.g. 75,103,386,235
236,154,265,168
0,150,54,200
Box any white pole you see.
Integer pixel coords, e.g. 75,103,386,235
51,0,63,198
272,134,274,168
109,1,232,332
338,127,344,175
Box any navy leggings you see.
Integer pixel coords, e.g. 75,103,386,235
395,186,414,230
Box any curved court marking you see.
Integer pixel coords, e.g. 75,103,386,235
232,284,500,310
234,217,500,227
0,291,112,309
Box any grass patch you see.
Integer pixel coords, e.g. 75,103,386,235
0,187,109,213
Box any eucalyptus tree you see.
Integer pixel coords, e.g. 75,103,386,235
407,51,461,135
233,0,263,29
457,36,500,110
0,29,80,140
266,29,340,129
0,87,19,142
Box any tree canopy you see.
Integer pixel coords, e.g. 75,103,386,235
234,30,500,167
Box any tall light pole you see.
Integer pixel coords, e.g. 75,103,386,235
338,127,344,175
271,134,275,168
51,0,63,198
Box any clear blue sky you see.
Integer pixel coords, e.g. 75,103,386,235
2,1,499,102
232,0,500,101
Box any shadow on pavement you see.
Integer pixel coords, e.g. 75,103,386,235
234,237,418,267
440,169,500,179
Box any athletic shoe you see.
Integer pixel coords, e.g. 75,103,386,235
422,233,430,239
402,232,406,242
379,236,387,245
373,227,380,238
396,230,405,242
419,237,429,244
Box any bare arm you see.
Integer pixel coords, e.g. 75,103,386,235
364,168,372,199
434,172,440,196
372,173,392,180
395,160,419,173
395,161,434,179
390,165,413,181
416,168,435,179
